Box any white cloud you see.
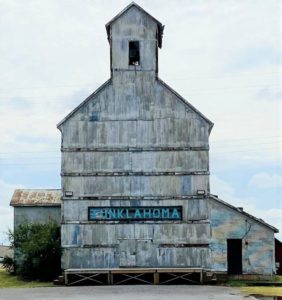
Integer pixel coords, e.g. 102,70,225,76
210,175,256,208
211,175,282,239
248,172,282,189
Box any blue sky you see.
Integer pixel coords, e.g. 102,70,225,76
0,0,281,244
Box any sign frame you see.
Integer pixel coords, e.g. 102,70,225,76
88,206,183,222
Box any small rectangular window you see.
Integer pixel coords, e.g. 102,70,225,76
129,41,140,65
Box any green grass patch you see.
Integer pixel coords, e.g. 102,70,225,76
227,280,251,287
0,268,54,288
227,276,282,287
241,286,282,297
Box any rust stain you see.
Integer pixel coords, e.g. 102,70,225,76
10,189,61,206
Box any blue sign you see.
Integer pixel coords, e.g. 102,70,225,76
88,206,182,221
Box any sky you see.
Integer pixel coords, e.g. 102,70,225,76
0,0,281,244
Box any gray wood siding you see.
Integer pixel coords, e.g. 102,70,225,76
63,175,209,198
62,151,209,173
111,7,158,71
59,5,212,270
61,223,210,247
61,247,210,269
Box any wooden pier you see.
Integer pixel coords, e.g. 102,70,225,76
64,268,214,286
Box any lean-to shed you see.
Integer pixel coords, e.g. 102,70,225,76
10,189,61,227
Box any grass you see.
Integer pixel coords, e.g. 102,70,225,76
227,276,282,297
0,268,54,288
227,276,282,286
274,276,282,282
241,286,282,297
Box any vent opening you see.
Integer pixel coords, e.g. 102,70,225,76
129,41,140,66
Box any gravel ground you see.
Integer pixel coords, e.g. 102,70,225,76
0,285,255,300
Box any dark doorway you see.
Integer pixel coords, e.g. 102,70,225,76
227,239,242,275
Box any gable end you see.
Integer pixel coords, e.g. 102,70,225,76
57,79,111,129
105,2,164,48
158,78,214,133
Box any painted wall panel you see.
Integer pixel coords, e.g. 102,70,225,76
210,199,275,275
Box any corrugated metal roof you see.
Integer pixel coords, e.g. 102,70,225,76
10,189,61,207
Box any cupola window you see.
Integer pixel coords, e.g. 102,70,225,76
129,41,140,65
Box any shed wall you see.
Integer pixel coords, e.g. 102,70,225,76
210,199,275,275
14,207,61,227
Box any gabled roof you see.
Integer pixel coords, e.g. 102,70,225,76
158,78,214,133
105,2,164,48
210,194,279,233
10,189,61,207
57,77,214,130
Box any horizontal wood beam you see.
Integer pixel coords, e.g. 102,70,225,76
62,195,208,200
61,171,209,176
61,146,209,152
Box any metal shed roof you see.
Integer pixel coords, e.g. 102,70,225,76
10,189,61,207
210,194,279,233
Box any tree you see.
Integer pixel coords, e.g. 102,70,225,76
7,222,61,281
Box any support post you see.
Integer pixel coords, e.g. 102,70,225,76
108,272,113,285
64,271,68,286
154,272,159,285
200,270,203,284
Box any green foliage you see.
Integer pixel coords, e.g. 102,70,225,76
9,223,61,281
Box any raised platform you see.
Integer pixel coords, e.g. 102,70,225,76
64,268,215,286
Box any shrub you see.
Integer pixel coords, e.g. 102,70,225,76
9,222,61,281
2,256,15,273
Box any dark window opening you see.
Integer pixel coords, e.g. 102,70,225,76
129,41,140,65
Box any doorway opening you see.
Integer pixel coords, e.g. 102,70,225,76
227,239,242,275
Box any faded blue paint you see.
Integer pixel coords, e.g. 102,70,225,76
89,111,99,121
71,225,81,246
210,198,275,275
181,176,191,195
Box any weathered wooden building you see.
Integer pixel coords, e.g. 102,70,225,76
56,2,278,281
10,2,278,284
57,2,213,274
